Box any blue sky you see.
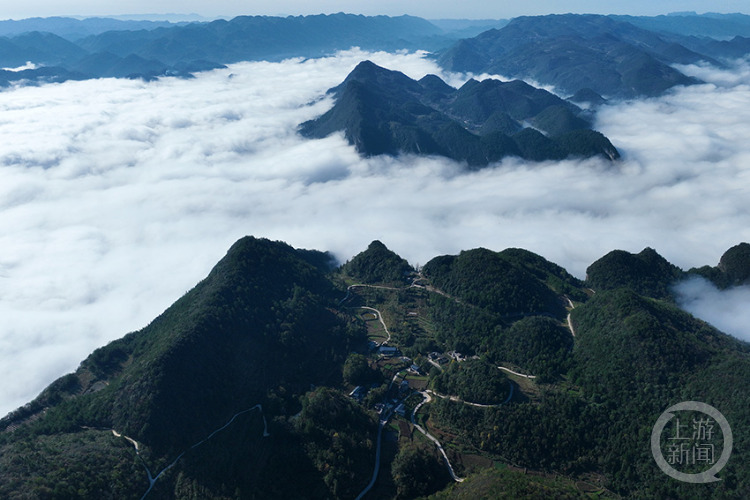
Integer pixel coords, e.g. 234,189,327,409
2,0,750,21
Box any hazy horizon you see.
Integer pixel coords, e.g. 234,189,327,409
2,3,750,22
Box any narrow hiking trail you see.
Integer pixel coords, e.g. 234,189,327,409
112,404,269,500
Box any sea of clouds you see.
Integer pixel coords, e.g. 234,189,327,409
1,49,749,416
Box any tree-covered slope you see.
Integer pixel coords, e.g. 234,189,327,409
585,247,684,300
423,248,570,318
0,237,369,499
340,239,414,284
570,288,737,400
430,359,510,405
421,247,582,360
566,288,750,497
428,261,750,499
299,60,620,166
689,242,750,289
3,239,750,500
426,465,594,500
496,316,573,381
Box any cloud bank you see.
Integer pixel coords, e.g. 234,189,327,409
673,277,750,341
1,49,749,416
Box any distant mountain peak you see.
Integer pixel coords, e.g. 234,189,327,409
585,247,684,300
300,61,619,166
690,242,750,288
329,59,421,99
437,13,706,99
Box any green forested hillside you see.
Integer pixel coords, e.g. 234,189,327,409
567,288,750,498
585,247,684,300
495,316,573,382
423,249,560,317
689,242,750,289
431,360,510,405
0,237,368,500
426,465,595,500
428,284,750,499
341,240,414,284
421,247,580,361
2,238,750,500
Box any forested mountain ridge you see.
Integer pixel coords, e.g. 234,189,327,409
689,242,750,289
585,247,684,300
341,239,415,285
0,17,191,39
299,60,620,166
610,12,750,41
588,244,750,295
2,237,749,499
437,14,710,99
0,237,372,499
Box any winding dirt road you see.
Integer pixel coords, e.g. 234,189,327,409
497,366,536,379
358,306,392,344
565,296,577,337
354,372,403,500
426,382,514,408
411,391,464,483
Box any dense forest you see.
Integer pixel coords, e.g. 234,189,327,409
430,360,510,405
340,240,414,285
0,237,369,499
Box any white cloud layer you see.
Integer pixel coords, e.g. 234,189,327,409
1,49,749,416
673,277,750,341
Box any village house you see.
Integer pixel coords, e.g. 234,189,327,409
379,345,399,357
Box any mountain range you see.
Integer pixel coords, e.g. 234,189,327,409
611,12,750,39
3,13,750,90
0,14,479,83
436,14,715,99
0,17,191,39
299,60,620,166
0,14,445,82
1,236,749,499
